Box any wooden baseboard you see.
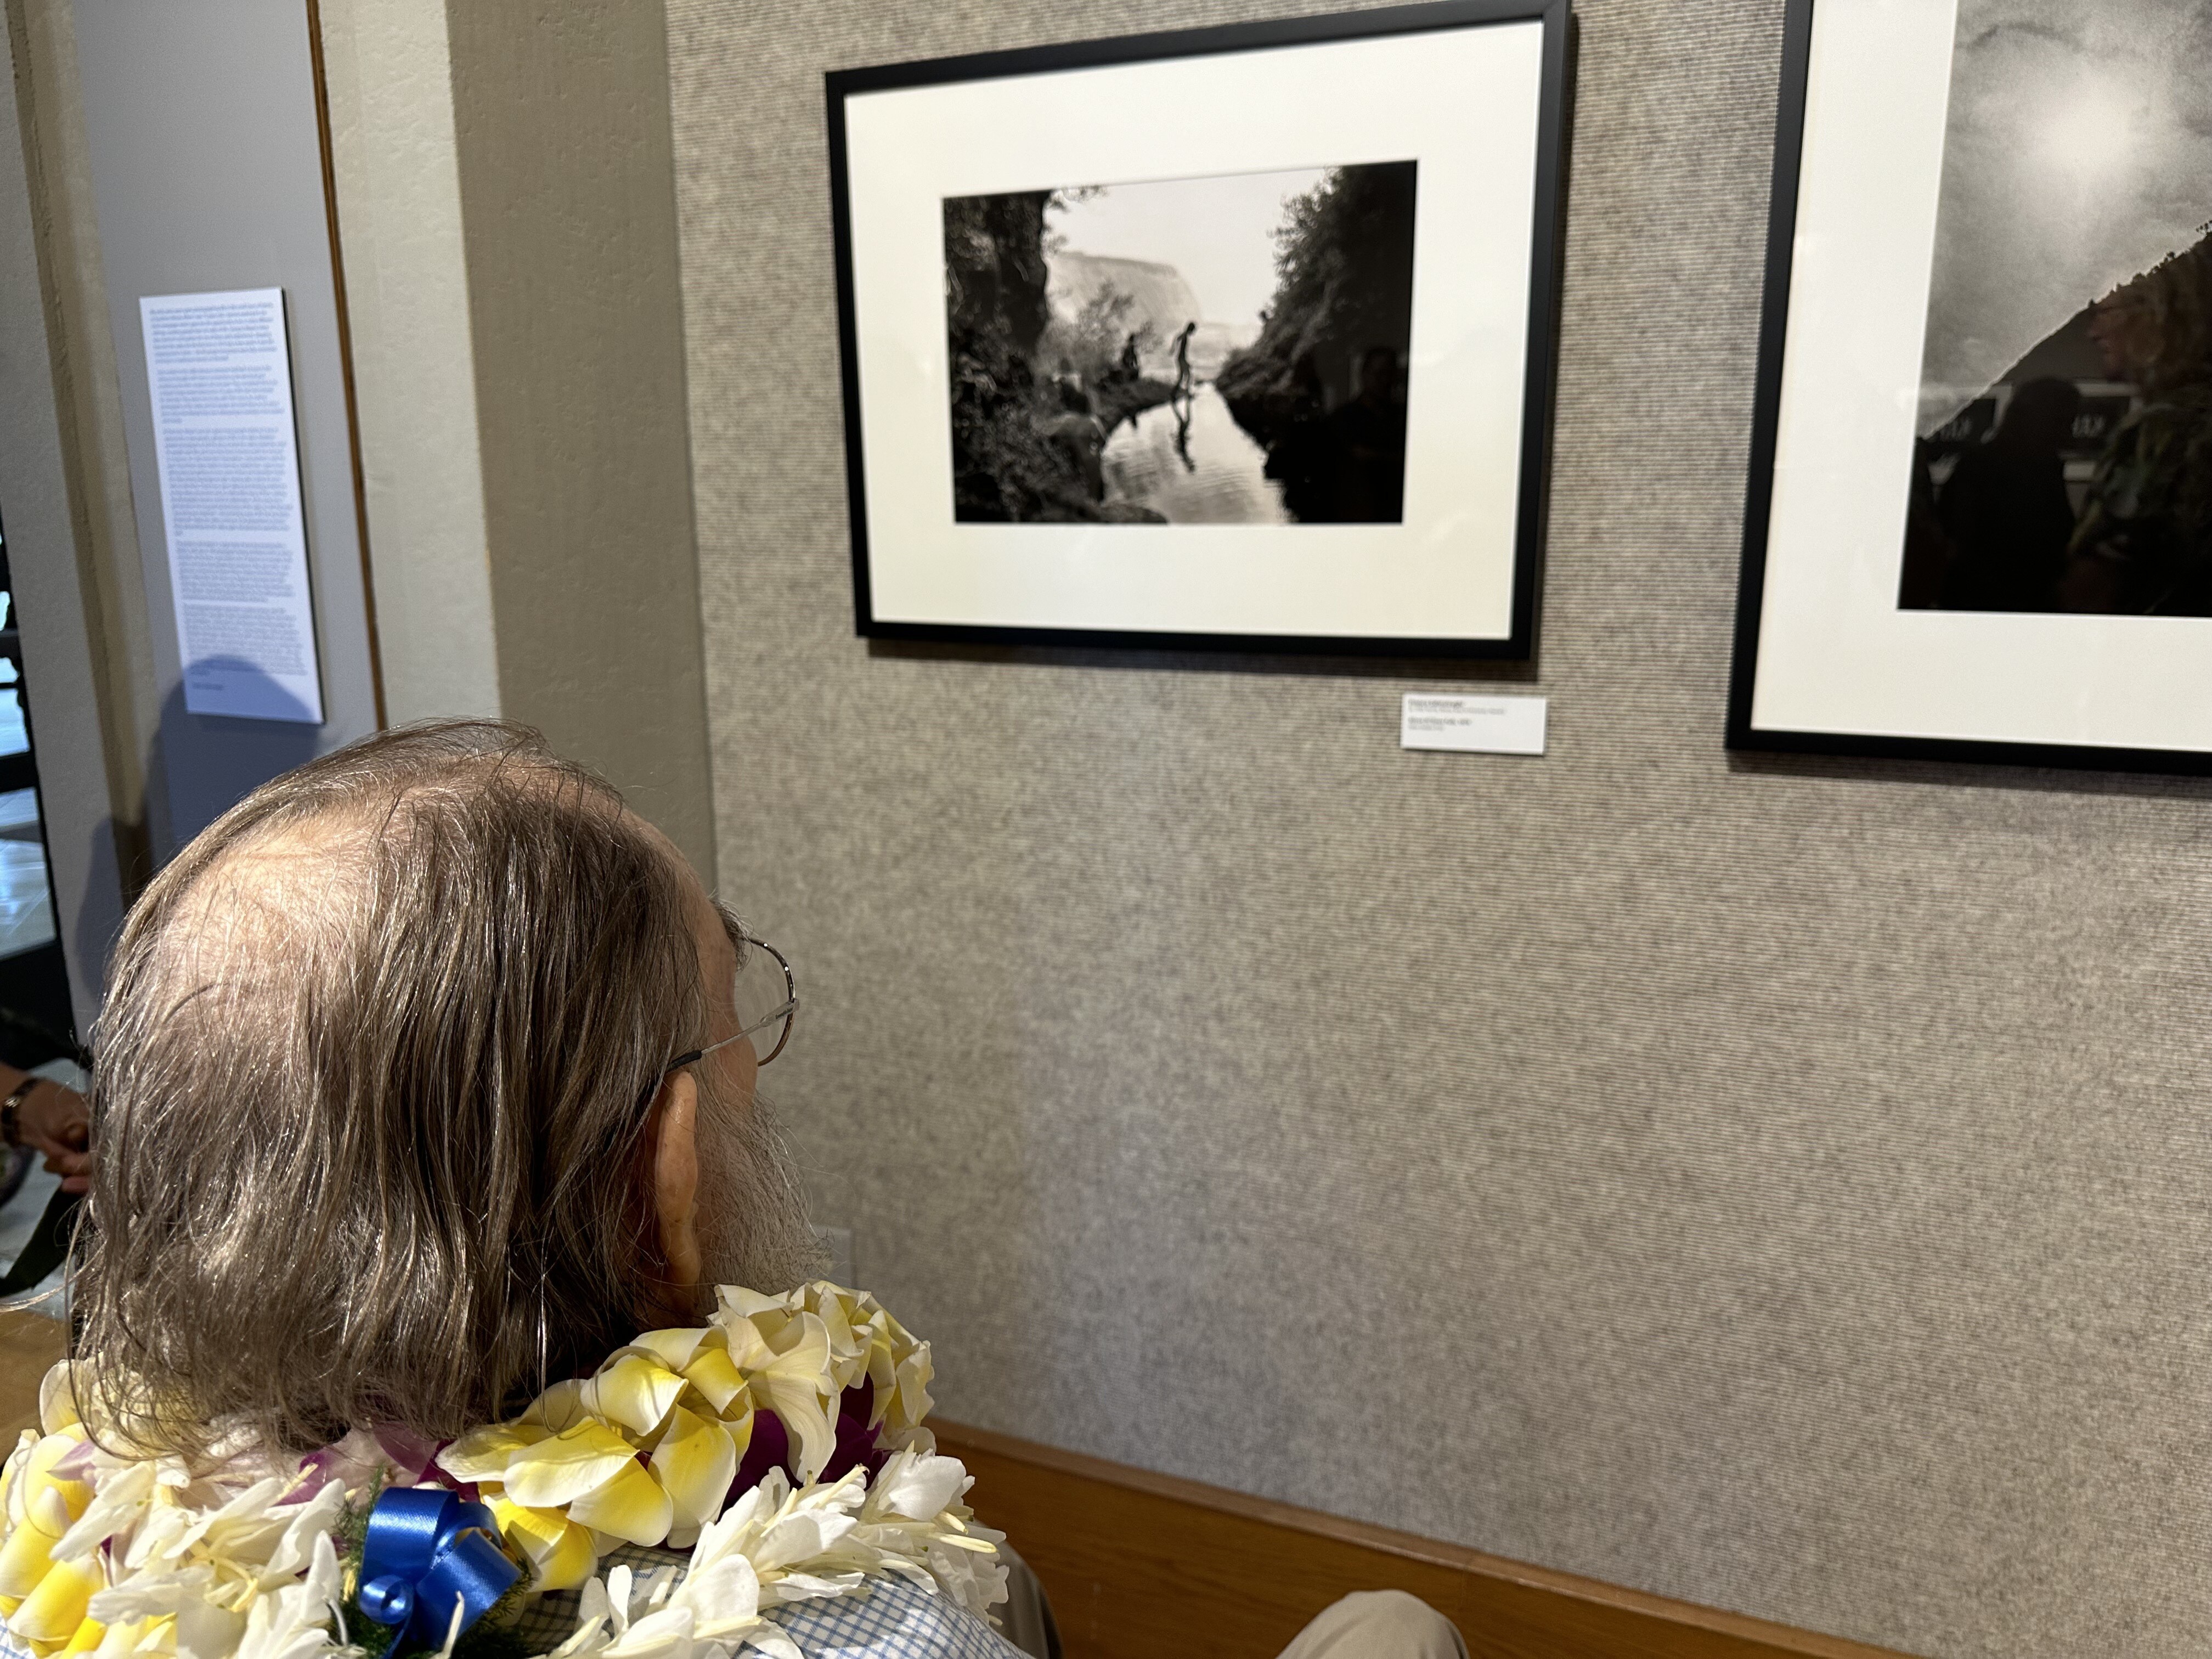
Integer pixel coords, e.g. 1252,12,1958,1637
935,1421,1915,1659
0,1307,64,1441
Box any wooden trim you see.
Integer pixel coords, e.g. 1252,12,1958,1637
302,0,387,729
934,1421,1916,1659
0,1307,64,1441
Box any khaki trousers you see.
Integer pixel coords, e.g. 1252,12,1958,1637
1273,1590,1468,1659
1001,1548,1466,1659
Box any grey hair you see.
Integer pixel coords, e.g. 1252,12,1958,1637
75,721,708,1458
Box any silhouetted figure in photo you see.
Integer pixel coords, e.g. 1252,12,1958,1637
1173,396,1195,473
1172,321,1199,400
1935,376,2081,611
1119,332,1142,382
2061,238,2212,614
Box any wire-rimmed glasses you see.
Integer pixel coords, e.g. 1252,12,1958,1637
644,927,797,1107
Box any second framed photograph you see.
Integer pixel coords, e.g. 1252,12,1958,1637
826,0,1573,658
1731,0,2212,772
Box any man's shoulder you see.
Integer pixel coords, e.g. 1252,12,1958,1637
514,1543,1022,1659
770,1574,1019,1659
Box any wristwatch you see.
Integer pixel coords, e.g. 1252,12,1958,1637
0,1077,38,1149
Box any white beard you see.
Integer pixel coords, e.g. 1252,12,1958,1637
693,1082,830,1295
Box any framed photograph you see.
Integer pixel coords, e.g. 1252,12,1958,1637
1730,0,2212,770
825,0,1572,659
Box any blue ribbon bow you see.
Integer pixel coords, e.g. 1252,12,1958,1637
358,1487,521,1651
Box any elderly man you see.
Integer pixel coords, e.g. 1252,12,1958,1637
7,723,1460,1659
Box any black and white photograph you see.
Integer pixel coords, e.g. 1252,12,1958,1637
828,0,1569,656
1898,1,2212,617
1730,0,2212,770
944,162,1417,527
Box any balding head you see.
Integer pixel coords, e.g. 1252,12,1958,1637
77,722,814,1458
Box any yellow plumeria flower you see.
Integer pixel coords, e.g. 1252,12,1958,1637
719,1312,837,1486
37,1369,82,1438
646,1408,736,1548
0,1432,37,1526
564,1459,669,1548
435,1423,549,1486
678,1346,750,1420
577,1355,685,1439
487,1500,595,1593
500,1423,641,1511
9,1555,99,1645
0,1435,93,1602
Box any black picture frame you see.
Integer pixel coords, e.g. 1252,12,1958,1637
1728,0,2212,776
825,0,1575,661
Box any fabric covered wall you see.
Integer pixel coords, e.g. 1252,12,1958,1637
663,3,2212,1655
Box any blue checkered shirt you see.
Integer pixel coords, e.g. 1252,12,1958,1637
0,1545,1020,1659
507,1543,1023,1659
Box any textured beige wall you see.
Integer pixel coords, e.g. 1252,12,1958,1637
447,0,715,883
665,3,2212,1655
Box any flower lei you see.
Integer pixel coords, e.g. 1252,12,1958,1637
0,1283,1006,1659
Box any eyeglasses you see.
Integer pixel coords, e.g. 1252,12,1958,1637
645,930,797,1108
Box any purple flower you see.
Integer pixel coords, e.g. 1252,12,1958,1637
730,1409,790,1495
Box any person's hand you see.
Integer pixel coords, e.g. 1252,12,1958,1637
17,1080,91,1194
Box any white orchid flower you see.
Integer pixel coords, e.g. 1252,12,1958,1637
661,1550,760,1639
251,1486,347,1590
120,1503,196,1577
88,1564,215,1623
171,1596,249,1659
862,1452,968,1525
231,1532,340,1659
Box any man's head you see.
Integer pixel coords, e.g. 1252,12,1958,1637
77,721,821,1457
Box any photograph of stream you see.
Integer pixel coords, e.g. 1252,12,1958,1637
943,161,1418,526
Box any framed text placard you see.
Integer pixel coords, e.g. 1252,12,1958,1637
827,0,1573,659
1730,0,2212,771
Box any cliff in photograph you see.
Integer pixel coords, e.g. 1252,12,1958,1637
1049,253,1199,353
1217,162,1419,522
1217,162,1418,444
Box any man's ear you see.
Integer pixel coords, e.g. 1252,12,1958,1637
653,1070,703,1304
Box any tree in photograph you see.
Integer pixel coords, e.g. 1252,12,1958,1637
2061,232,2212,612
1040,285,1158,397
